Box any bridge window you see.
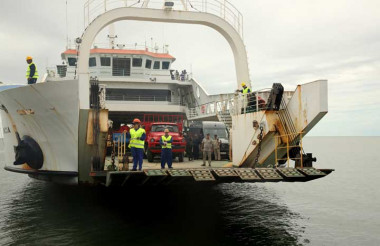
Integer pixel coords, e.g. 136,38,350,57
153,61,160,70
89,57,96,67
112,58,131,76
68,58,77,66
162,61,170,70
145,59,152,69
132,58,142,67
100,57,111,66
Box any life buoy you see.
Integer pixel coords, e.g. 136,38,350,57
201,105,206,114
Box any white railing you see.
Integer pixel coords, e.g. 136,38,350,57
84,0,244,38
187,89,274,119
105,95,183,105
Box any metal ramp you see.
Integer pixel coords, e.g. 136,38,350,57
256,168,283,181
190,170,215,181
168,169,192,177
213,168,238,177
94,167,332,187
298,167,326,177
276,168,305,178
234,168,261,181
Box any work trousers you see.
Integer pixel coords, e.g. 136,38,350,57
131,147,144,170
214,148,221,161
161,148,173,168
203,150,212,166
193,147,199,160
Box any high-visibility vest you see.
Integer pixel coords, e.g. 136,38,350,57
129,128,145,149
161,135,172,149
26,63,39,79
242,87,250,94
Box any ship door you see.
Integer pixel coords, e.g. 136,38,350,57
112,58,131,76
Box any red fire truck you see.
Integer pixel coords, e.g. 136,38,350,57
143,114,186,162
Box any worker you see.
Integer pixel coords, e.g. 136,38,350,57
201,133,214,167
160,128,173,169
193,134,200,160
26,56,38,84
212,134,221,161
186,135,193,161
236,82,251,94
127,118,146,171
237,82,255,113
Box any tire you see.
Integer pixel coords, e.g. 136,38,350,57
178,153,184,162
147,150,154,163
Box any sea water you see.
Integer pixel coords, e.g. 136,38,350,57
0,137,379,246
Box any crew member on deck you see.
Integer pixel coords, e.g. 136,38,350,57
26,56,38,84
127,118,146,171
236,82,251,94
160,128,173,169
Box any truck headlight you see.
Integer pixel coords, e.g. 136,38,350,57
150,138,155,143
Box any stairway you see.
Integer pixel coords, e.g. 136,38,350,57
217,111,232,129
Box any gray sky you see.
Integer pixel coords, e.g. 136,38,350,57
0,0,379,136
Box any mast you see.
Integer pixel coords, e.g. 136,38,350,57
107,24,117,49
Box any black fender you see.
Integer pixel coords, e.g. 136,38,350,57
14,135,44,169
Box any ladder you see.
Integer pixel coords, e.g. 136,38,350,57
275,98,305,167
112,131,129,170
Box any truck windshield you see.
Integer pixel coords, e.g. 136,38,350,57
203,128,227,138
152,125,179,133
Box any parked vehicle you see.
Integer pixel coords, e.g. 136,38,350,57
143,114,186,162
186,121,230,160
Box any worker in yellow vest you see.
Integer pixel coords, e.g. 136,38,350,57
160,128,173,169
237,82,251,94
127,118,146,171
26,56,38,84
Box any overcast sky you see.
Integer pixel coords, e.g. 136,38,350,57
0,0,379,136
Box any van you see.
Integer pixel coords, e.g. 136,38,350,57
185,121,230,160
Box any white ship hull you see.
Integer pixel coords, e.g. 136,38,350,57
0,80,80,184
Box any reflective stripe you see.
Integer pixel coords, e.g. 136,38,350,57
161,135,172,149
26,63,39,79
129,128,145,149
242,87,250,94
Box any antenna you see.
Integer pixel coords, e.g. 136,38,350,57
107,24,117,49
65,0,69,49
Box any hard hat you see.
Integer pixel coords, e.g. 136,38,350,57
241,82,246,87
132,118,141,124
164,129,169,133
26,56,33,61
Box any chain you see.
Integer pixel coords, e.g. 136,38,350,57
253,125,264,167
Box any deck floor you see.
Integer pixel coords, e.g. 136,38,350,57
105,157,231,170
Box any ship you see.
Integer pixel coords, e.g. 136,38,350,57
0,0,333,186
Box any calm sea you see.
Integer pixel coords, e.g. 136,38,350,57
0,137,379,246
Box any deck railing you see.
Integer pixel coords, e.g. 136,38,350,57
106,95,183,105
84,0,244,38
187,89,273,119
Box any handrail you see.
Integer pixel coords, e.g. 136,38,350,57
105,95,183,104
83,0,244,38
187,89,273,119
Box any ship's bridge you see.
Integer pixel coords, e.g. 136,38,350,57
60,48,184,82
